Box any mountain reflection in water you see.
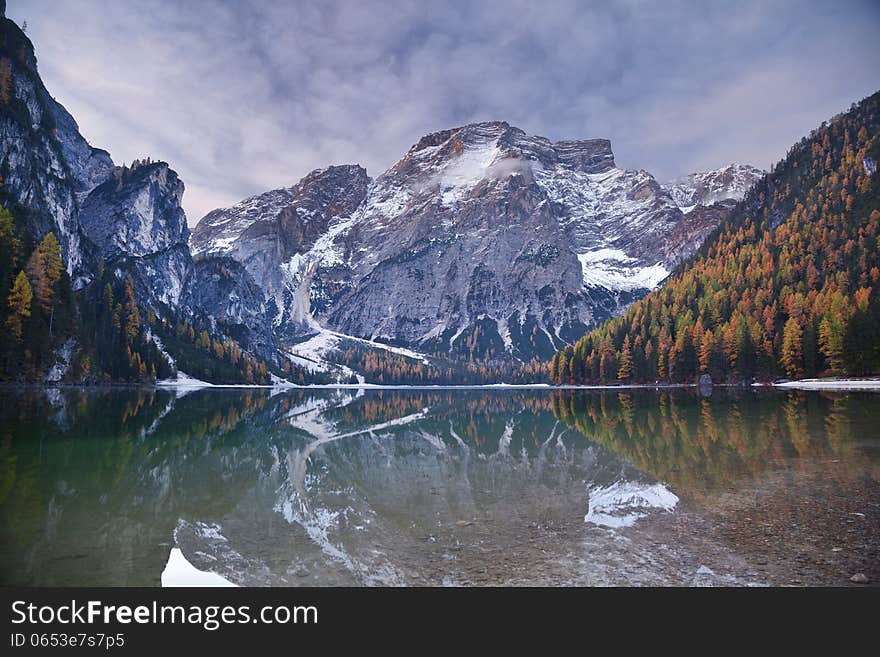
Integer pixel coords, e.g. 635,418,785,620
1,387,877,586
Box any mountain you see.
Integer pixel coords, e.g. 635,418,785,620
0,12,299,383
665,163,764,212
0,13,98,282
550,91,880,384
193,123,758,363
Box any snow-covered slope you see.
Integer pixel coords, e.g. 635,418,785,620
665,163,764,211
190,187,295,256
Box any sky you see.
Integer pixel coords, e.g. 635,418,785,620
8,0,880,225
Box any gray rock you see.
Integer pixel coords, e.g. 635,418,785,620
850,573,869,584
47,97,114,201
180,256,276,358
0,17,89,279
80,162,189,261
79,161,191,308
665,164,764,209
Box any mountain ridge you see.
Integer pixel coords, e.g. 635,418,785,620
192,120,761,364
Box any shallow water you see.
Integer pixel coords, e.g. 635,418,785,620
1,387,877,586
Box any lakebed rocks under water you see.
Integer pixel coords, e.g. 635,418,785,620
0,387,877,586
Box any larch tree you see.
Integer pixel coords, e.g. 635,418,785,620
5,270,32,341
25,232,64,335
617,335,633,380
780,317,804,378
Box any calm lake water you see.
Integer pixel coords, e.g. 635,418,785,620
1,387,877,586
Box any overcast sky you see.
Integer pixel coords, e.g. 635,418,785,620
8,0,880,224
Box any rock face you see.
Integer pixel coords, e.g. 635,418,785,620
0,16,88,279
665,164,764,211
80,162,189,260
180,256,275,356
664,198,737,266
194,121,754,360
191,165,370,336
79,161,191,308
78,161,276,357
47,98,114,201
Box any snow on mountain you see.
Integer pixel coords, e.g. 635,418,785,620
191,122,756,361
190,187,295,256
577,249,669,291
665,163,764,209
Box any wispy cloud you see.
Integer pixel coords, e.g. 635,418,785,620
8,0,880,223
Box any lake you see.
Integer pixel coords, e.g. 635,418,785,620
1,386,877,586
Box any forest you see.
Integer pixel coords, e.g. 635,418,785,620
550,92,880,385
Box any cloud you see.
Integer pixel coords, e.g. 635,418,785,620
8,0,880,224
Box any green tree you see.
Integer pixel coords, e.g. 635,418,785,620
818,314,846,373
0,207,21,297
842,309,875,376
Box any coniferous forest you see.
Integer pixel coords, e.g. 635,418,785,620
550,92,880,385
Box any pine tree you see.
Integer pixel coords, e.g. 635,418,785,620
818,314,846,373
842,309,875,376
0,207,21,296
24,232,65,336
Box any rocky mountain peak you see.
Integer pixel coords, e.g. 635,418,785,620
392,121,616,182
79,160,188,261
286,164,369,215
191,163,369,258
665,163,764,210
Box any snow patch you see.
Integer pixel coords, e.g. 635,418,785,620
157,371,213,389
773,378,880,391
161,548,237,587
576,250,669,292
585,480,679,528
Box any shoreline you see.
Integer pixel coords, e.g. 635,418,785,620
2,378,879,392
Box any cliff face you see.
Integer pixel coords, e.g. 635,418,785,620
0,16,89,280
78,162,190,307
191,164,371,338
76,161,277,357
